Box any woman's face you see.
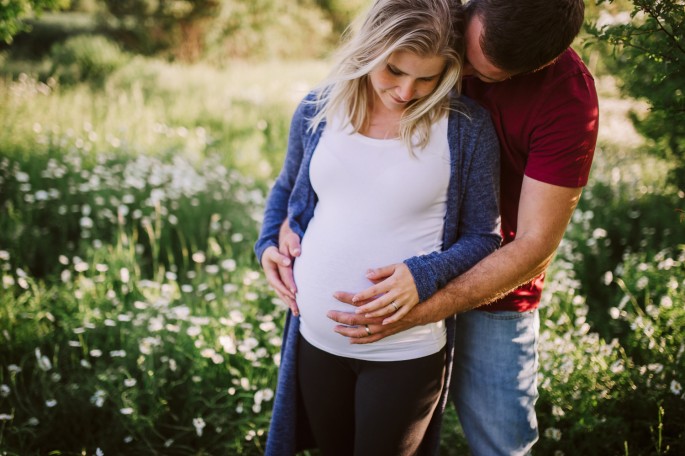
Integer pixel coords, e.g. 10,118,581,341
368,51,446,113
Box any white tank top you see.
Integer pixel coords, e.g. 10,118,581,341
294,114,450,361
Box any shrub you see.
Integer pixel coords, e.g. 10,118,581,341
49,34,128,86
589,0,685,188
0,0,69,44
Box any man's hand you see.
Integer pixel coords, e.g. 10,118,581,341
351,263,420,325
328,291,419,344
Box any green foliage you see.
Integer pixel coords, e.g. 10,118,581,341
531,126,685,454
5,12,100,60
99,0,364,61
314,0,368,34
49,34,128,86
101,0,220,59
0,150,281,453
589,0,685,187
0,0,70,44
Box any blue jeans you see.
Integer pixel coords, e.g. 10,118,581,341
450,309,540,456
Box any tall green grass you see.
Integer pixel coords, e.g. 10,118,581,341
0,62,683,455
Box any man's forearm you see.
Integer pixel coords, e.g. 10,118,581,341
410,237,554,325
413,178,582,325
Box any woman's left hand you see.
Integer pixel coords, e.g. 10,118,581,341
352,263,419,325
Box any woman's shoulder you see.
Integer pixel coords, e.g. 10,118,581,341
446,93,499,151
292,89,327,124
448,93,491,125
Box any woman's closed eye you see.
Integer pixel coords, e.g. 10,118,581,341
387,64,403,76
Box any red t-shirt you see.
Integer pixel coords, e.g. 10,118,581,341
463,48,600,312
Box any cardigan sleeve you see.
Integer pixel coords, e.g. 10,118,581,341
254,96,310,265
404,109,502,302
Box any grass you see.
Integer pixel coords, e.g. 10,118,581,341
0,57,684,455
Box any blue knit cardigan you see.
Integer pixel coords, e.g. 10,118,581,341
255,91,501,456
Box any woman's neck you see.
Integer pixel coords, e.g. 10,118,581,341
360,97,404,140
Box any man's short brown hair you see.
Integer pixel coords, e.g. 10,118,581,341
465,0,585,75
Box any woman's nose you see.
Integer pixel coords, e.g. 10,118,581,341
397,80,415,101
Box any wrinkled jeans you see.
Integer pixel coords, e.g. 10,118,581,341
450,309,540,456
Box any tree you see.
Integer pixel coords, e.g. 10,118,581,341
589,0,685,187
101,0,362,61
0,0,70,43
101,0,221,59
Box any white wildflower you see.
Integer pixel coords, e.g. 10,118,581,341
603,271,613,286
259,321,276,332
636,276,649,290
0,384,10,397
671,380,682,395
223,283,238,293
544,427,562,441
193,417,206,437
192,251,206,263
660,296,673,308
219,335,237,354
647,363,664,374
90,390,106,407
80,216,94,229
35,348,52,371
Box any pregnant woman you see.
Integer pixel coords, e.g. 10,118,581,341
255,0,501,454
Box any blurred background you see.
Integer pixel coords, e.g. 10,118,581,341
0,0,683,455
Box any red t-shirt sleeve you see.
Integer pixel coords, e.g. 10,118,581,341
525,72,599,188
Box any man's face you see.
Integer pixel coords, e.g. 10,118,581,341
463,14,512,83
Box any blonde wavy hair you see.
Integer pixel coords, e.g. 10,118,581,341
310,0,465,151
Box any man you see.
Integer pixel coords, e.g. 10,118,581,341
262,0,599,454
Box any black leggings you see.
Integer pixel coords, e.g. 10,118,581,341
297,335,445,456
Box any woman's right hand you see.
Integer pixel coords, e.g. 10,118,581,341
261,246,299,316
